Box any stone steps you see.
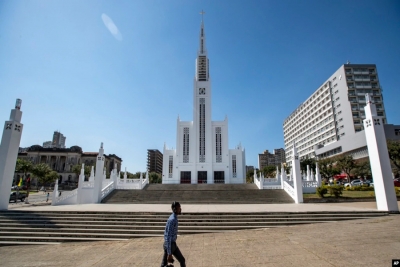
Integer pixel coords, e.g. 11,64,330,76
102,184,295,204
0,210,389,245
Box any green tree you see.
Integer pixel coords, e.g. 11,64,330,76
262,166,276,178
246,170,254,183
300,157,316,173
31,163,52,186
335,155,357,184
317,158,340,181
15,158,33,186
72,164,91,180
387,140,400,171
352,159,371,179
149,172,162,183
44,171,59,185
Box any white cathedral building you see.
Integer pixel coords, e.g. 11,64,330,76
162,19,246,184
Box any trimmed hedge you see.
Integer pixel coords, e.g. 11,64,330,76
344,185,374,191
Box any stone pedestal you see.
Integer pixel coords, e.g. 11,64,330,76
0,100,23,210
364,94,398,212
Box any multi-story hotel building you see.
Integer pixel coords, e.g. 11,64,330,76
283,63,388,163
258,148,286,170
147,149,163,174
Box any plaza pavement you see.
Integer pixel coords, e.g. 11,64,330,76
1,201,400,267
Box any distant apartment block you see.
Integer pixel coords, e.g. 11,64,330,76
283,63,397,163
258,149,286,170
43,141,52,148
52,131,66,148
245,165,254,173
147,149,163,174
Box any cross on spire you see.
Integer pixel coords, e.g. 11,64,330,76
200,10,205,22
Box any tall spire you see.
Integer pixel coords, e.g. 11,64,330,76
196,10,209,82
198,10,207,56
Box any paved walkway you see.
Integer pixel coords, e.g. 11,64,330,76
1,202,400,266
7,200,400,213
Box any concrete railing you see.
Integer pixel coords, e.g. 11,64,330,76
52,188,78,206
82,181,94,188
101,180,115,200
283,180,295,200
254,175,262,189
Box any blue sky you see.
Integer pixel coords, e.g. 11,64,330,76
1,0,399,172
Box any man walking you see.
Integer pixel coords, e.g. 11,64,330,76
160,202,185,267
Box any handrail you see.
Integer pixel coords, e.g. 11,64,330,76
54,189,78,204
101,181,114,200
283,180,295,200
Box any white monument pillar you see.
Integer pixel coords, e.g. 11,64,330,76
123,167,127,183
0,99,24,210
52,179,59,205
280,164,286,189
306,165,311,181
77,163,85,204
291,145,303,204
364,94,398,212
315,162,321,186
89,166,94,182
94,143,105,203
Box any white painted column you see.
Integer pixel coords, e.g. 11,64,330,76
89,166,94,182
280,164,286,189
291,145,303,204
0,99,24,210
306,165,311,181
315,162,321,186
123,167,127,183
52,179,59,205
275,166,280,180
364,94,398,212
94,143,105,203
77,163,85,204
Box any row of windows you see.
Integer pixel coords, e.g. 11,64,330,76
199,98,205,162
284,94,332,137
183,128,189,163
283,83,330,126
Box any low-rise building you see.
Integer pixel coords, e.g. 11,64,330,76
15,145,122,184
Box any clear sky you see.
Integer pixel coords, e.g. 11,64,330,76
1,0,399,172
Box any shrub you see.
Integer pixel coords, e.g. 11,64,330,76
395,187,400,196
327,185,344,198
316,186,328,198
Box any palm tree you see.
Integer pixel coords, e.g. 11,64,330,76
15,159,33,198
32,163,52,188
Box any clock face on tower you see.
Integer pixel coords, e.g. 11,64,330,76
199,88,206,95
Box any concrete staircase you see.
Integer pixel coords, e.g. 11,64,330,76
102,184,295,204
0,210,390,245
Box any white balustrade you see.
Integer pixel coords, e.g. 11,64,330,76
283,180,295,199
54,189,78,205
82,181,95,188
101,180,115,200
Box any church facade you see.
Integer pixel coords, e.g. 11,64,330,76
162,19,246,184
